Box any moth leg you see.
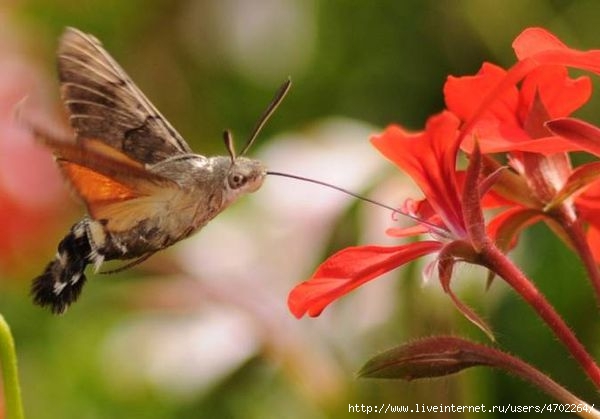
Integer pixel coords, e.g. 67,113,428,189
31,218,105,314
100,252,155,274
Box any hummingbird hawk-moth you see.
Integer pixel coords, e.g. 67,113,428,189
28,27,291,314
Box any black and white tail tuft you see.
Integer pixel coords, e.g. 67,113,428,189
31,220,93,314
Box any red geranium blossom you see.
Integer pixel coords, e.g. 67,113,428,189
445,63,590,155
445,63,587,249
288,27,600,319
288,112,489,325
288,25,600,394
445,27,600,287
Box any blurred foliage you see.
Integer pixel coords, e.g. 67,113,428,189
0,0,599,418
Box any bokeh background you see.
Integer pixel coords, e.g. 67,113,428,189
0,0,599,418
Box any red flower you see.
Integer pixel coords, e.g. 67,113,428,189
289,112,489,328
454,27,600,150
372,112,466,238
288,27,600,322
445,63,590,154
287,25,600,392
444,28,600,259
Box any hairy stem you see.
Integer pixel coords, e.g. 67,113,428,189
481,243,600,388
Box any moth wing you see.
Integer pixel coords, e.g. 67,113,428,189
58,160,183,232
38,132,170,186
82,188,183,233
58,160,141,214
49,138,180,232
58,27,192,165
58,158,181,233
60,160,180,232
20,114,183,232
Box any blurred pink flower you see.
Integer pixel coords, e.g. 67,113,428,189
0,26,67,273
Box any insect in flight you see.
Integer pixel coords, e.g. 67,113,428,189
26,28,398,315
26,27,295,314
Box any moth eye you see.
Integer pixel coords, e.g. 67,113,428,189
228,173,247,189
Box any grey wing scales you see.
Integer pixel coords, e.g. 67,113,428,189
57,27,192,164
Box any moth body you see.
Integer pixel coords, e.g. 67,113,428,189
29,27,274,313
32,154,265,314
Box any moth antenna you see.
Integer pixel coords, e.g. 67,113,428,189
266,171,447,234
240,78,292,156
223,130,236,164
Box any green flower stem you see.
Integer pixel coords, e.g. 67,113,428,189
0,315,24,419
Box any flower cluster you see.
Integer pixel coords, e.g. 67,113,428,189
288,27,600,409
289,28,600,318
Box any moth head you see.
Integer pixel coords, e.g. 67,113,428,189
221,131,266,196
221,78,290,196
226,156,266,193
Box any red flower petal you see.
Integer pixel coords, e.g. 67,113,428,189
487,207,545,251
454,28,600,152
575,181,600,263
371,112,466,237
445,63,518,124
546,117,600,157
551,161,600,206
513,27,570,58
585,222,600,263
513,27,600,74
520,66,591,120
446,63,590,154
288,241,442,318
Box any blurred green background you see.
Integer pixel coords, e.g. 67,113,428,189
0,0,599,418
